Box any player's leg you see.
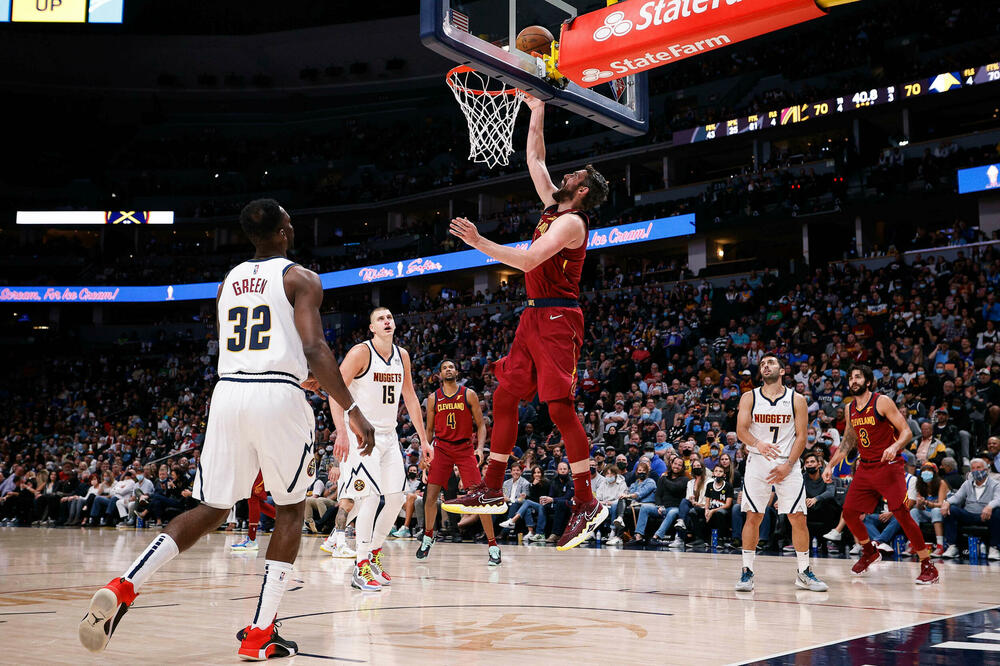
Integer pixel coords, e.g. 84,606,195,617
774,468,826,589
840,468,887,574
416,484,442,559
880,465,937,583
352,494,382,591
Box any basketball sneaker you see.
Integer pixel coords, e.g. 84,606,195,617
441,483,508,515
352,561,382,592
556,498,609,551
319,535,336,554
237,621,298,661
416,535,433,559
851,542,882,575
330,544,356,559
795,567,829,592
931,544,946,558
78,577,137,653
488,545,502,567
369,548,391,586
915,558,940,585
734,567,754,592
231,537,259,552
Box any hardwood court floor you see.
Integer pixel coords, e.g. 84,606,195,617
1,527,997,665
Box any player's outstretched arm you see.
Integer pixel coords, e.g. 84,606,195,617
525,95,558,207
467,389,488,462
285,266,374,454
449,212,585,273
400,349,433,463
878,394,914,463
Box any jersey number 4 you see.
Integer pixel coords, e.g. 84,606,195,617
446,412,457,429
382,385,396,405
227,305,271,352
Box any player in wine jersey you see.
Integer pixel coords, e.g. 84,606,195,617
823,365,940,584
231,471,276,551
79,199,375,660
444,96,609,551
326,307,433,592
734,354,827,592
416,359,499,565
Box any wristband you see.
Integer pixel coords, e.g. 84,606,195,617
346,402,358,414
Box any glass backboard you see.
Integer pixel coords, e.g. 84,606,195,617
420,0,649,136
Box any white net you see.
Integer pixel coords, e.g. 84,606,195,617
447,67,525,169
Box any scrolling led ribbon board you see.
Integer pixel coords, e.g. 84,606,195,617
557,0,827,88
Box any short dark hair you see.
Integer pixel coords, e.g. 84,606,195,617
803,453,819,464
439,358,456,371
851,364,875,389
580,164,609,210
239,199,285,243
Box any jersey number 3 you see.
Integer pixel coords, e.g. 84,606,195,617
227,305,271,352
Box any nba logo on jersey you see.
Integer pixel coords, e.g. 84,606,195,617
253,265,259,275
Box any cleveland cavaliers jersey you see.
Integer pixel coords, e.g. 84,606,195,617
350,340,404,431
525,205,589,300
748,386,797,460
217,257,307,382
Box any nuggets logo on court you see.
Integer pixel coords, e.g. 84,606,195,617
354,479,366,492
307,459,317,476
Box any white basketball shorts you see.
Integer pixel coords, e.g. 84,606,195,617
194,377,316,509
740,453,807,515
338,428,405,499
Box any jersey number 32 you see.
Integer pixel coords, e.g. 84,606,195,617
227,305,271,352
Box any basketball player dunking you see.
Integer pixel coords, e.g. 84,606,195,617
735,354,828,592
417,359,500,565
823,365,940,584
231,471,275,551
444,95,609,551
325,307,433,592
79,199,375,660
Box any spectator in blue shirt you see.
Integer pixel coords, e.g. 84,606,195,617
982,293,1000,323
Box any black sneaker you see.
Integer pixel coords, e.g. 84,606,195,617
488,545,502,566
415,535,433,559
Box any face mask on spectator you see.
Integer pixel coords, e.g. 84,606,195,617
807,434,816,443
710,447,719,457
972,469,988,482
920,471,934,482
637,471,647,480
617,461,627,471
804,463,819,474
896,382,905,389
136,474,144,481
833,396,842,404
407,471,417,479
589,466,597,475
935,368,944,375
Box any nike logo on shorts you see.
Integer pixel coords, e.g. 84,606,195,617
549,314,563,320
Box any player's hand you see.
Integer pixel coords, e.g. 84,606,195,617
420,442,434,470
765,462,792,485
821,463,834,484
881,444,901,463
333,428,350,462
300,375,321,393
524,94,544,111
756,440,781,461
348,408,376,457
449,217,483,250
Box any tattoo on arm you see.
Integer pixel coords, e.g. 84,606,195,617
838,427,857,456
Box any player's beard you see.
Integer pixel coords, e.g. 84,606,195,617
552,185,577,203
849,383,868,396
761,372,780,385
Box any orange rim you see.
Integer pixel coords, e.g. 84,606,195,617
446,65,524,97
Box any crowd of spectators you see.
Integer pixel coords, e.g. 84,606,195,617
4,236,1000,558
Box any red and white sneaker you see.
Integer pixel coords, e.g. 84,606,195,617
78,577,138,653
931,544,946,558
441,483,508,515
351,560,382,592
237,622,298,661
369,548,391,586
851,542,881,575
556,497,609,551
915,558,940,585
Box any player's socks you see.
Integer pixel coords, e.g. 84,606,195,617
250,560,292,630
742,549,755,570
936,535,944,546
335,529,346,547
488,537,497,547
248,496,261,540
248,522,259,542
122,533,179,590
424,528,434,539
796,551,810,573
549,398,595,504
571,472,594,504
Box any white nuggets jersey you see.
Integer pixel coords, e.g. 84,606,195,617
217,257,307,382
350,340,404,431
748,387,797,460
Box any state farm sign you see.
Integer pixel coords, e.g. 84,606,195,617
558,0,827,87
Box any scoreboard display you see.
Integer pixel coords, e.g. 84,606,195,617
674,61,1000,144
0,0,123,23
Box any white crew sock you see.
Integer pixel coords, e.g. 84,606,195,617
354,495,380,565
371,492,406,551
250,560,292,630
936,535,944,546
123,533,180,591
742,549,755,570
796,551,810,573
334,529,346,547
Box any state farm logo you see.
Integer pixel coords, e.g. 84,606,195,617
582,68,615,83
593,10,632,42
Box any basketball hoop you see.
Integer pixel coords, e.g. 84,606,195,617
446,65,525,169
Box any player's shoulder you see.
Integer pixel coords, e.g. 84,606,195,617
739,387,758,403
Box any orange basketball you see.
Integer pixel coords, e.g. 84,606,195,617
515,25,554,55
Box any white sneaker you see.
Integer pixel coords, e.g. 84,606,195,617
330,544,357,559
583,532,595,541
613,516,624,528
988,547,1000,561
941,544,959,559
822,529,842,542
669,536,684,548
875,541,894,554
395,526,412,539
674,518,685,529
849,544,862,556
605,535,623,546
320,536,337,554
795,567,829,592
499,519,516,529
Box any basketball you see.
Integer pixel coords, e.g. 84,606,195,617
515,25,554,55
